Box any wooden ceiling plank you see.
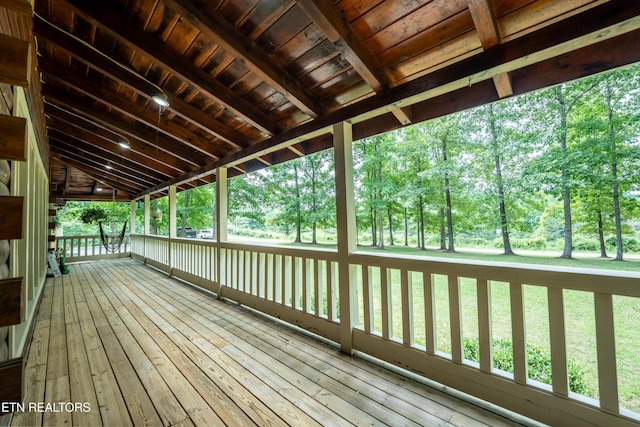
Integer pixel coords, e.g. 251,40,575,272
62,0,280,136
50,153,140,197
33,13,250,150
162,0,327,118
64,165,72,195
38,57,223,161
297,0,389,93
33,29,222,162
50,143,157,189
32,15,161,100
44,102,196,176
47,125,170,183
43,86,204,167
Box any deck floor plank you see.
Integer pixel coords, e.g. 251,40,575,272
99,262,312,427
88,264,252,427
11,259,524,427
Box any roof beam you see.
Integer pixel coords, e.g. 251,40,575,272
50,152,141,196
38,58,223,160
43,86,204,167
161,0,327,118
32,14,250,151
44,103,196,177
468,0,513,98
50,143,155,189
47,124,171,183
297,0,389,92
61,0,280,136
296,0,411,124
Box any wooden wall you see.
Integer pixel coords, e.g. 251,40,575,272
0,0,50,415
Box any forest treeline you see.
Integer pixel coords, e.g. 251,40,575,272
59,65,640,260
223,65,640,260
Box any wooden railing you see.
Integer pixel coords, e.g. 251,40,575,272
128,234,640,426
55,235,130,262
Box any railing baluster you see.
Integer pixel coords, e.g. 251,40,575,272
282,255,289,306
362,264,372,334
548,287,568,395
401,269,413,346
510,282,527,384
449,275,462,362
595,292,619,412
381,267,390,340
328,261,336,322
291,256,299,309
248,251,254,295
313,259,320,316
477,279,492,373
302,257,310,313
423,272,435,355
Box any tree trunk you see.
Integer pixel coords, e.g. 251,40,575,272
556,87,573,259
388,207,394,245
606,82,624,261
488,105,515,255
442,136,455,252
419,196,426,250
293,162,302,243
312,221,317,244
404,207,409,247
370,207,377,246
439,206,447,250
376,137,385,249
597,209,608,258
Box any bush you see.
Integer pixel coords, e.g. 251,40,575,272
606,236,640,253
464,337,588,394
492,237,547,250
572,236,600,252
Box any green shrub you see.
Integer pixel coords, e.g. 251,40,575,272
464,337,588,394
606,236,640,253
572,236,600,252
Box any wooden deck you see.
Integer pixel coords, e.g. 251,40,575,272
11,258,524,427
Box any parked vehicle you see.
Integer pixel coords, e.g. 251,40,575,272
177,226,198,238
199,229,213,239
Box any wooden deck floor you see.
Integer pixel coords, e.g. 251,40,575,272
11,258,524,427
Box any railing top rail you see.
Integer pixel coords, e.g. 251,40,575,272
351,251,640,297
219,240,338,260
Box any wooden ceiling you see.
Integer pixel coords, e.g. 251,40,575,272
34,0,640,201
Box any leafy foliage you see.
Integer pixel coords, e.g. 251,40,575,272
463,338,588,395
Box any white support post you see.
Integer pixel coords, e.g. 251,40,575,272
169,185,176,276
216,167,228,298
334,120,358,354
129,201,136,234
144,194,150,260
143,194,150,235
216,167,228,243
130,200,136,254
169,185,177,239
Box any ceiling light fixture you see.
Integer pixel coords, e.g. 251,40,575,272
152,93,170,107
105,163,113,169
118,140,130,149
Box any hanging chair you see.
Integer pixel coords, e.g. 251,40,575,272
99,220,128,253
